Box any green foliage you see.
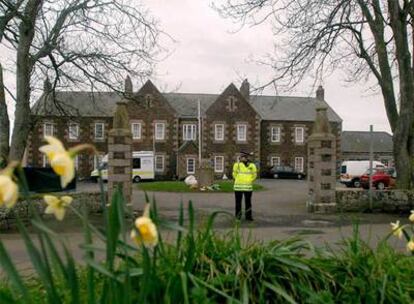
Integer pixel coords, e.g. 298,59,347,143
137,180,264,192
0,181,413,303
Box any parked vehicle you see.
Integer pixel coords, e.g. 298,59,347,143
91,151,155,182
265,165,305,180
360,168,392,190
340,160,385,188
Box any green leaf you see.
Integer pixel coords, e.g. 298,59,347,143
0,241,30,303
17,219,61,303
263,281,297,304
188,273,241,304
180,272,189,304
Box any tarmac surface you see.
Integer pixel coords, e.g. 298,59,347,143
0,178,410,273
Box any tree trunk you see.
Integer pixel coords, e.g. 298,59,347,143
8,0,42,161
0,63,9,167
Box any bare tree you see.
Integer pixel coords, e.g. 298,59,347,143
0,0,164,162
214,0,414,189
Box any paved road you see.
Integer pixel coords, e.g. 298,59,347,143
0,179,409,273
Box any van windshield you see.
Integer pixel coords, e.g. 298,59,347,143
340,165,346,174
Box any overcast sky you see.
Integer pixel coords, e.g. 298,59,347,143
1,0,391,133
143,0,391,133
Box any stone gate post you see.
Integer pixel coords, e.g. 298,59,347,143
108,101,132,209
307,102,337,213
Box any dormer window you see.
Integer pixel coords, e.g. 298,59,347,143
145,94,152,108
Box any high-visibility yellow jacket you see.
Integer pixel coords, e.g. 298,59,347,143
232,161,257,192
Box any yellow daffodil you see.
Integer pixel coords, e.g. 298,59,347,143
390,221,404,239
130,204,158,248
0,175,18,209
44,195,73,221
0,162,19,209
39,136,94,188
409,210,414,223
407,240,414,252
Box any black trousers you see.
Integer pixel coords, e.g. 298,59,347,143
235,191,253,220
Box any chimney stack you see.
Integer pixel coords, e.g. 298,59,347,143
240,79,250,100
316,85,325,100
124,75,133,97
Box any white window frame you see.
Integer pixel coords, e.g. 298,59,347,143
43,122,54,137
155,155,164,172
183,124,197,141
295,127,304,143
155,123,165,140
295,157,304,172
271,126,281,143
68,123,79,140
214,156,224,173
131,122,142,140
187,158,196,174
214,124,224,141
271,157,280,167
237,124,247,141
95,123,105,140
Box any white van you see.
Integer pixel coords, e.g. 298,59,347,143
91,151,155,182
340,160,385,187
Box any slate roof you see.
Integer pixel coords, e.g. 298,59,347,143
32,91,342,122
342,131,393,153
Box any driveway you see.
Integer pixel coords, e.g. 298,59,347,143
131,179,407,249
0,179,409,272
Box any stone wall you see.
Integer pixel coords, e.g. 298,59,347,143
336,189,414,213
0,192,103,230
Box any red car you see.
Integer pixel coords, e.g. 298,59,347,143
360,168,392,190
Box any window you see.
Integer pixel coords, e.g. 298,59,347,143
214,156,224,173
214,124,224,141
155,155,164,172
271,127,280,142
69,123,79,140
43,123,54,137
95,123,104,140
131,123,141,139
271,157,280,167
155,123,165,140
237,124,247,141
295,127,304,143
228,96,236,111
145,94,152,108
133,158,141,169
295,157,304,172
183,124,197,141
186,158,195,174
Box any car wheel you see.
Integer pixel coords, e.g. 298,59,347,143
133,176,141,183
273,174,279,179
352,179,361,188
297,174,303,180
376,182,385,190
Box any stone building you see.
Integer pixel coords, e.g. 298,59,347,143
341,131,393,167
28,79,342,179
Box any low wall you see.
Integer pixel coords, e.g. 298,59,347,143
0,192,103,230
336,189,414,213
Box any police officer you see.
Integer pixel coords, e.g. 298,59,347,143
232,151,257,221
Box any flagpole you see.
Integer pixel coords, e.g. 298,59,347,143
198,99,202,165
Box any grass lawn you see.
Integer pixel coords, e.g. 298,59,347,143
137,180,264,192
